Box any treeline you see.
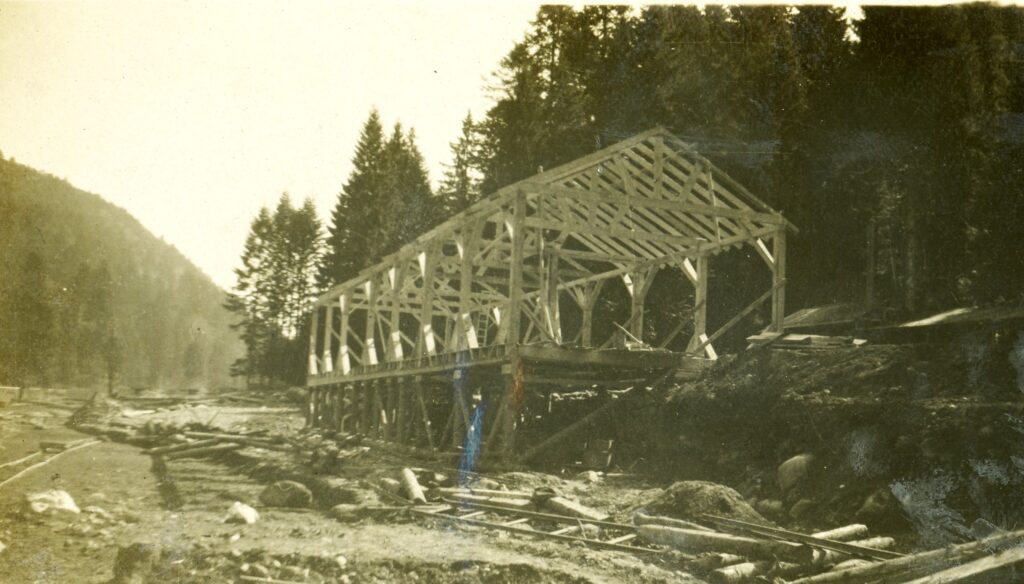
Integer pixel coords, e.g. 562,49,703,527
469,4,1024,312
0,157,243,391
231,4,1024,386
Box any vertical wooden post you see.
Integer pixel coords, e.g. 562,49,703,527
385,377,397,440
414,376,435,450
321,303,334,374
337,294,351,374
372,381,384,439
506,191,526,349
308,307,320,376
388,266,405,362
360,382,371,435
687,255,709,354
416,247,437,357
456,223,482,351
772,229,787,333
578,281,605,347
865,220,875,311
542,249,562,343
338,384,348,432
364,279,379,365
496,191,528,457
628,269,655,342
395,378,407,445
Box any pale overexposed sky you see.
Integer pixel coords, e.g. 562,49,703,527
0,1,539,288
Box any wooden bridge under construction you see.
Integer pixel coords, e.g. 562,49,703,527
306,127,794,461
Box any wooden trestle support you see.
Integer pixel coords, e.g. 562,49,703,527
306,127,795,461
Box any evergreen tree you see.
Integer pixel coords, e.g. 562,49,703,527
319,110,387,289
227,196,323,387
439,113,483,216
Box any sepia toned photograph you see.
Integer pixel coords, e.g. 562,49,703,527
2,1,1024,582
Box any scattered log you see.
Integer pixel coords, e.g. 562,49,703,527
164,443,241,460
703,514,902,561
900,544,1024,584
810,536,896,567
831,559,873,571
710,560,803,584
182,431,290,451
448,493,533,511
811,524,870,542
542,496,609,521
142,439,220,456
714,535,896,583
400,468,427,504
435,487,532,499
637,525,813,563
788,530,1024,584
686,553,747,572
634,510,715,532
378,477,402,496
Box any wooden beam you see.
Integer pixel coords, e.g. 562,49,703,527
308,307,320,376
771,229,787,333
686,256,708,355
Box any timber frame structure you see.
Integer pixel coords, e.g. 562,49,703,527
306,127,795,460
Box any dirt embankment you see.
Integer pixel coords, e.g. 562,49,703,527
626,336,1024,548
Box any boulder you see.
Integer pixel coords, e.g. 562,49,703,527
224,501,259,524
26,489,80,514
777,453,815,493
259,480,313,508
112,543,161,584
788,498,816,520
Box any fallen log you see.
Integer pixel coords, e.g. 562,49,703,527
703,514,902,561
400,467,427,504
811,524,870,542
686,553,747,572
788,530,1024,584
637,525,813,563
164,443,241,460
810,536,895,567
448,493,534,511
435,487,532,499
542,496,609,521
142,439,220,456
710,560,803,584
900,544,1024,583
713,535,895,583
183,431,290,451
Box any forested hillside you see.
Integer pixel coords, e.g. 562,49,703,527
229,5,1024,386
464,5,1024,313
0,156,243,392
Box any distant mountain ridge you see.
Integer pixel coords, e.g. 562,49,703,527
0,155,242,391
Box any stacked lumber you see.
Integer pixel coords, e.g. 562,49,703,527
747,333,867,349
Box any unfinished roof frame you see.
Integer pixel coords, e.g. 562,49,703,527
307,127,795,385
